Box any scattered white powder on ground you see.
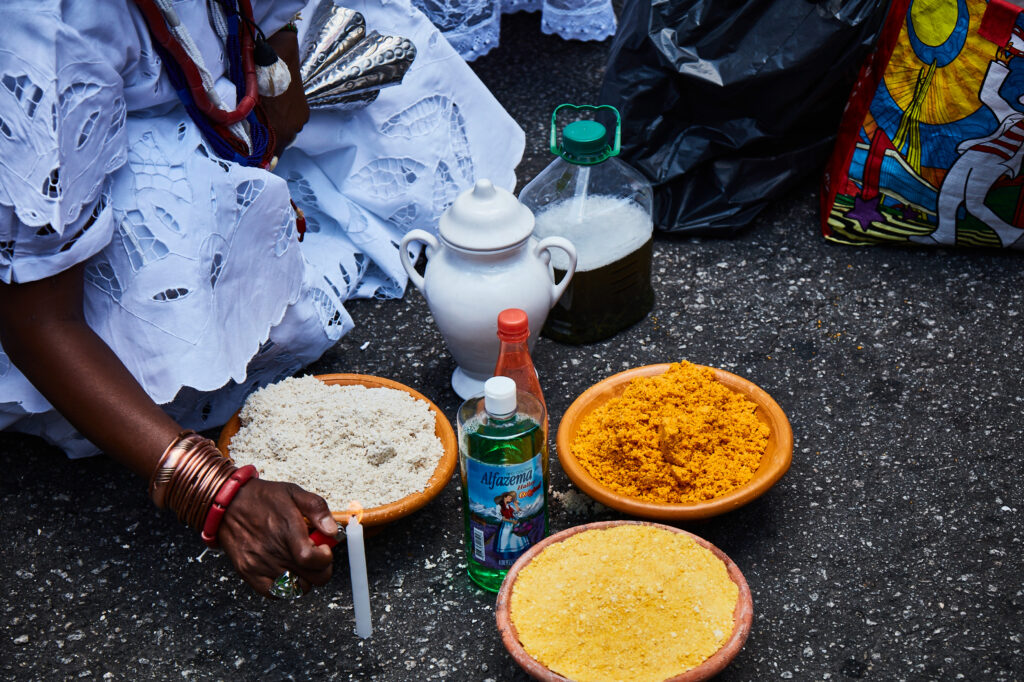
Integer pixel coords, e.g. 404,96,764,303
551,488,608,517
228,375,442,510
532,195,651,271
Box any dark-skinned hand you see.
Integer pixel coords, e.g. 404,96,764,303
218,478,337,597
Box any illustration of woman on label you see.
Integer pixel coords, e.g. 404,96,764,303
494,491,530,559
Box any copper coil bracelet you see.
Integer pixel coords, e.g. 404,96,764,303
148,432,242,534
149,431,201,509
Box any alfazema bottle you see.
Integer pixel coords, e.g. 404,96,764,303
457,376,547,592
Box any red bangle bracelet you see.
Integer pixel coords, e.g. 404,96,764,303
201,464,259,548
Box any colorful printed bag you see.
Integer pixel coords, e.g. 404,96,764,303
822,0,1024,249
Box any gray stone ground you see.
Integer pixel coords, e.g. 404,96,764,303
3,11,1024,682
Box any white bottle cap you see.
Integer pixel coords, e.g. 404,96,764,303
484,376,517,417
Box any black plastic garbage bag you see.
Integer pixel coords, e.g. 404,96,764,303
599,0,892,235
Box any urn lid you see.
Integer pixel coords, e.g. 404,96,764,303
438,179,535,251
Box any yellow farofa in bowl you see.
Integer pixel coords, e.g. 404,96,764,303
509,524,739,682
573,361,769,503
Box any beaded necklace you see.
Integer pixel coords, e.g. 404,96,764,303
132,0,277,168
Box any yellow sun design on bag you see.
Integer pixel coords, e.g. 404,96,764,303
888,0,992,125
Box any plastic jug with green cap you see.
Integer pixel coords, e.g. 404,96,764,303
518,104,654,345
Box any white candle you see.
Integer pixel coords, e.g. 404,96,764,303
346,513,372,638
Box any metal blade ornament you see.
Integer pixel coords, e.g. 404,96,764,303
304,91,378,112
299,4,365,84
305,32,416,102
298,0,416,111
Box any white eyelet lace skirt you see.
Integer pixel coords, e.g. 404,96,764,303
413,0,617,61
0,0,524,457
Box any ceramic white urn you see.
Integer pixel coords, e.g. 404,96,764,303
400,179,577,399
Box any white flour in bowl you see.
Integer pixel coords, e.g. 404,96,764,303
228,375,442,510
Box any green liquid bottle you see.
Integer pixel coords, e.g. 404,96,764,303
457,376,548,593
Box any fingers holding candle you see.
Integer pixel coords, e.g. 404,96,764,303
218,480,335,598
276,486,335,585
292,486,339,543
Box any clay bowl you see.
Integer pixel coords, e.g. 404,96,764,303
218,373,458,533
556,363,792,521
496,520,754,681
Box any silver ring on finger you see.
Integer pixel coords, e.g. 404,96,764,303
269,570,302,600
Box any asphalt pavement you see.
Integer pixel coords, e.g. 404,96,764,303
2,10,1023,682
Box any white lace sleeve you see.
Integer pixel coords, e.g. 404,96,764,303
0,6,127,283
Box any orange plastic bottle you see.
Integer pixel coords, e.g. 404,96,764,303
493,309,548,440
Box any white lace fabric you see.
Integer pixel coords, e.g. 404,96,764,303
411,0,616,61
0,8,128,282
0,0,525,457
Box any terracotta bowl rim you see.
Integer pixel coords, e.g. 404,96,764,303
555,362,793,521
217,372,458,527
495,519,754,681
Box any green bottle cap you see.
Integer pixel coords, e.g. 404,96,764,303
550,104,621,166
562,121,609,163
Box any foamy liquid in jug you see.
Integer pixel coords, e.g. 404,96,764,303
533,195,654,344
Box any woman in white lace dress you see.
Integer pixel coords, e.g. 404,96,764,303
0,0,523,597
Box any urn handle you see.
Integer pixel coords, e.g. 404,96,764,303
535,236,578,306
400,229,438,293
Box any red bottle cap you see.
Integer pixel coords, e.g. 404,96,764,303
497,308,530,342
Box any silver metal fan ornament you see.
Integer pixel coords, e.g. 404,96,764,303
299,0,416,110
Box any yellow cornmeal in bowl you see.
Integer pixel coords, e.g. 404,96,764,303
573,361,769,503
509,525,738,682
